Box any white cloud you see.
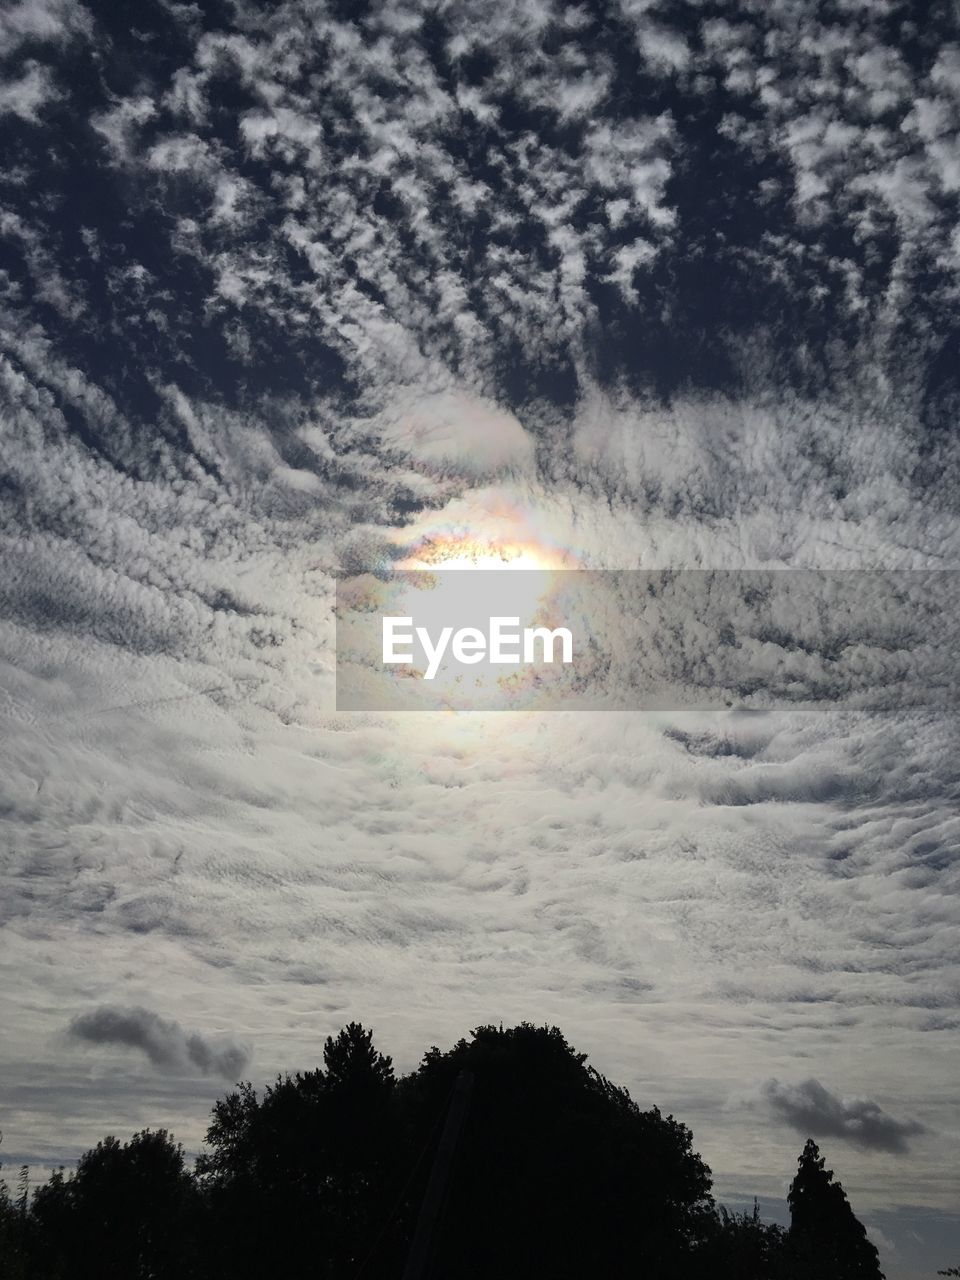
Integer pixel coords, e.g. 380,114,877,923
0,0,91,58
0,61,60,120
91,96,156,161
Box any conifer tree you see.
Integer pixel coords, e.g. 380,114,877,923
788,1139,883,1279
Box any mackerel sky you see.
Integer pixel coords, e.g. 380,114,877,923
1,1,959,1276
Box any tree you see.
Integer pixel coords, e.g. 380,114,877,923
318,1022,399,1266
323,1021,394,1091
701,1201,790,1279
787,1139,883,1279
30,1129,199,1280
403,1022,715,1279
12,1024,904,1280
196,1022,402,1280
0,1163,28,1280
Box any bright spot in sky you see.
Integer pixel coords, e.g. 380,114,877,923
340,529,580,711
396,536,573,572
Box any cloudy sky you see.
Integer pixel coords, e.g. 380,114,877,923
1,0,959,1275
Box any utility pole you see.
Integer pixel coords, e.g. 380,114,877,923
401,1069,474,1280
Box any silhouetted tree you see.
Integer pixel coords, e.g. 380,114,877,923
0,1168,28,1280
317,1022,400,1265
402,1022,715,1279
700,1201,790,1279
6,1025,896,1280
30,1130,199,1280
197,1021,402,1279
786,1139,883,1279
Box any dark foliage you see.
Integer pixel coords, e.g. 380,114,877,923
0,1169,28,1280
29,1130,199,1280
0,1023,886,1280
785,1139,884,1280
405,1023,714,1279
700,1202,791,1280
195,1022,404,1279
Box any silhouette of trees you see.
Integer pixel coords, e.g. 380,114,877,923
1,1023,891,1280
0,1162,28,1280
786,1138,884,1279
29,1129,199,1280
403,1023,714,1278
703,1201,790,1279
196,1021,403,1279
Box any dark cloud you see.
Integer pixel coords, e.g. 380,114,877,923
762,1078,926,1154
69,1005,250,1080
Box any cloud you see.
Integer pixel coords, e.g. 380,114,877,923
69,1006,250,1080
1,0,959,1237
864,1223,897,1256
762,1078,926,1154
0,62,60,121
0,0,91,58
370,389,536,478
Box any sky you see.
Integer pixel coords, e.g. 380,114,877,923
1,0,959,1275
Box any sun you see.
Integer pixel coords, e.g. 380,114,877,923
395,534,572,572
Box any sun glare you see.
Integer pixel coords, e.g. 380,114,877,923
396,535,572,572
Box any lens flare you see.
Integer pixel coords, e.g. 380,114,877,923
397,538,566,571
357,497,585,712
389,488,581,574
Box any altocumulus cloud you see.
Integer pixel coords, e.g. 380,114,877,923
762,1078,926,1155
1,3,960,1274
69,1005,250,1081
